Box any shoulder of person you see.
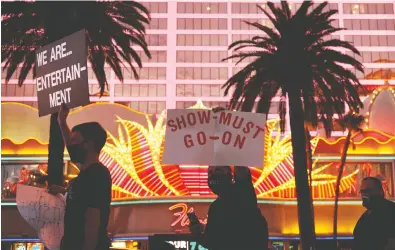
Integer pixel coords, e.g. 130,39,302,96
86,163,111,180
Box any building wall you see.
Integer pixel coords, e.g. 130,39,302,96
2,1,395,127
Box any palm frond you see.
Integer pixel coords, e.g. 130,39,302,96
1,1,151,95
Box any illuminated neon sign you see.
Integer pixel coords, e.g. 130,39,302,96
169,203,207,227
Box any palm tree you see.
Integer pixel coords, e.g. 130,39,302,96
223,2,364,249
333,113,365,245
2,1,151,186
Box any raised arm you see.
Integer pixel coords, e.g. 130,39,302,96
234,166,257,207
57,104,72,145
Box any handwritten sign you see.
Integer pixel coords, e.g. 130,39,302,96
16,184,65,250
35,29,89,117
162,109,266,167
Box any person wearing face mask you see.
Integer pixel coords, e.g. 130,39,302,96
352,177,395,250
190,165,269,250
49,105,112,250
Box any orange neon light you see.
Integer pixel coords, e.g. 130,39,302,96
2,102,394,198
1,137,49,146
1,101,151,116
169,203,207,227
317,129,395,145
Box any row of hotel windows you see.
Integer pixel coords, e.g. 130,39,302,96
139,2,394,15
1,84,225,98
176,34,395,47
177,50,395,64
232,68,395,79
2,66,394,86
138,18,394,31
177,2,340,14
344,35,395,47
175,2,394,15
176,67,228,80
344,19,395,31
175,18,395,31
3,64,394,85
177,34,395,47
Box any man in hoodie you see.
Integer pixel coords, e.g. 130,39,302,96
190,165,268,250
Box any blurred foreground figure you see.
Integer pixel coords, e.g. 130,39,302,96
49,105,112,250
353,177,395,250
190,165,268,250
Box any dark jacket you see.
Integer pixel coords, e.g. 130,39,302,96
353,198,395,250
200,167,269,250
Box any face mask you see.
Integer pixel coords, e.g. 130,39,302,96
67,143,87,164
362,195,382,210
208,173,232,196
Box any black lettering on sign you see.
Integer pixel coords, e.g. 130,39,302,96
35,29,89,117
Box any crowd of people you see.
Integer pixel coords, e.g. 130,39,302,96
48,105,395,250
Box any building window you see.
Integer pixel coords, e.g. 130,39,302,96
141,2,168,13
232,34,257,43
232,18,274,30
343,3,394,14
2,67,34,81
176,101,228,109
177,18,227,30
344,35,395,47
176,67,228,80
114,84,166,97
145,34,167,46
232,3,268,14
144,18,168,30
176,84,226,97
178,2,227,14
118,101,166,114
177,34,228,46
346,51,395,63
88,68,111,80
1,163,49,199
1,84,37,97
122,67,166,80
176,51,228,63
344,19,395,30
135,51,167,63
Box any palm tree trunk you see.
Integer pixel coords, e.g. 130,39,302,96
333,132,352,245
47,113,65,186
288,93,316,250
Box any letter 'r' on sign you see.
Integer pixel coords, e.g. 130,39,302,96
35,29,90,117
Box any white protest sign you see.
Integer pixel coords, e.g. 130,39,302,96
35,29,89,117
16,184,65,250
162,109,266,167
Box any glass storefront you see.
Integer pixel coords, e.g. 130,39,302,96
1,163,48,199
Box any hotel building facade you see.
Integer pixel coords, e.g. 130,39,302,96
1,1,395,250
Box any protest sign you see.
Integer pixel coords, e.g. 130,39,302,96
16,184,65,250
35,29,89,117
162,109,266,167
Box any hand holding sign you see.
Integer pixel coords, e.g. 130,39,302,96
35,29,90,117
162,109,266,167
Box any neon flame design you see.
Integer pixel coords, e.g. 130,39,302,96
100,102,359,198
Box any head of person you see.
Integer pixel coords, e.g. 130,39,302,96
67,122,107,165
207,166,233,196
360,177,385,210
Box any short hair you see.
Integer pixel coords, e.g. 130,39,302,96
72,122,107,153
362,176,384,192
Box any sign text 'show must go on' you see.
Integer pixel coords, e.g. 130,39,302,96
163,109,267,167
35,29,90,117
